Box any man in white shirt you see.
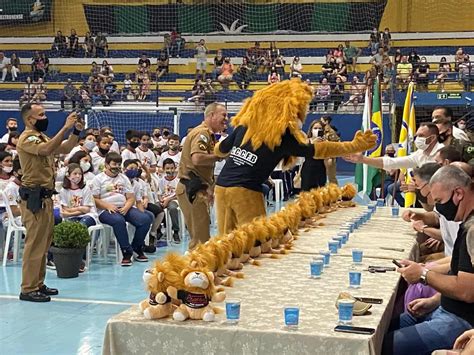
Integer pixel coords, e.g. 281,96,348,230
0,118,18,143
0,52,10,82
158,134,181,172
136,132,157,174
431,106,470,142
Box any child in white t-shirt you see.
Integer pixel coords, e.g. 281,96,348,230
136,132,157,174
0,151,14,191
90,134,112,174
158,158,180,243
157,134,181,173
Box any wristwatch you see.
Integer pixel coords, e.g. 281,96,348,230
420,268,430,285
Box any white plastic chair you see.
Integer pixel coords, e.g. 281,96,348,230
165,205,186,245
272,179,284,202
1,191,26,267
84,224,105,269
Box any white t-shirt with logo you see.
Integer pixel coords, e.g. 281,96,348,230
158,150,181,169
90,151,106,174
136,147,157,169
121,148,139,163
59,186,98,220
1,180,21,225
158,175,179,199
91,172,134,212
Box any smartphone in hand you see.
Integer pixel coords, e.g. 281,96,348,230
392,259,403,268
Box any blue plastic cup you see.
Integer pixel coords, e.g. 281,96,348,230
225,299,241,323
310,260,324,279
392,206,400,217
338,299,354,324
333,236,343,249
328,240,339,254
377,198,385,207
338,231,349,244
342,223,353,233
349,270,362,288
284,306,300,328
319,250,331,266
352,249,363,264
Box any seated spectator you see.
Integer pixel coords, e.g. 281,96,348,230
370,47,391,78
67,29,79,57
433,57,451,92
396,56,413,91
137,75,150,101
89,61,100,83
195,39,208,80
32,78,47,102
163,33,171,58
103,77,117,106
203,77,216,106
247,41,268,73
331,77,345,111
51,31,67,56
138,53,151,69
326,49,334,63
218,57,234,89
98,60,114,82
393,48,402,68
170,29,185,58
158,134,181,170
454,47,465,72
1,157,22,224
135,62,149,83
9,53,20,82
322,57,336,79
0,52,10,82
91,152,151,266
187,79,205,105
381,27,392,50
212,50,224,80
290,56,303,78
60,79,78,110
19,77,35,105
121,129,141,162
315,78,331,110
31,51,48,82
0,151,13,190
78,83,91,109
344,75,365,109
268,41,280,63
90,135,112,174
343,41,362,73
458,55,472,91
369,27,381,54
267,66,280,85
274,55,286,78
158,158,180,243
156,52,169,81
94,32,108,57
0,118,17,143
434,145,462,166
333,44,344,60
136,132,157,174
82,32,95,58
383,165,474,355
334,59,347,82
415,57,430,92
237,57,252,90
408,50,420,73
122,74,133,98
91,78,104,104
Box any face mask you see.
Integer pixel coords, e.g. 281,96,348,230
109,167,121,176
80,161,91,172
153,133,161,138
99,147,110,156
435,191,460,221
458,124,466,130
163,131,170,137
70,176,82,185
33,118,48,132
129,141,140,149
2,166,13,173
165,171,175,177
438,132,450,143
414,136,431,151
83,140,96,151
312,129,320,138
415,188,429,205
169,145,178,151
8,126,17,132
387,152,395,158
125,169,138,179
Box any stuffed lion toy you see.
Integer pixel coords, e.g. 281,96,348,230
212,79,377,234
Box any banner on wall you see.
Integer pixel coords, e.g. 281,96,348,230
0,0,52,24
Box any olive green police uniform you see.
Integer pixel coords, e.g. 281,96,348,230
177,122,216,250
323,125,340,184
17,129,55,294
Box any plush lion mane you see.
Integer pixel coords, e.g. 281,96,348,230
179,265,216,297
231,79,313,152
341,183,357,201
145,260,184,295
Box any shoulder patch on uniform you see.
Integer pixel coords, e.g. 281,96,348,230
27,135,41,143
199,134,208,144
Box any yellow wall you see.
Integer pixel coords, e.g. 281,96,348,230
380,0,474,32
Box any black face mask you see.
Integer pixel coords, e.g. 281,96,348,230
99,147,110,156
129,141,140,149
415,189,429,205
8,126,17,132
435,191,459,221
153,133,161,138
33,118,48,132
387,152,395,158
163,131,170,137
438,132,449,143
109,167,121,176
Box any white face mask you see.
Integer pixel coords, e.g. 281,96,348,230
312,129,320,138
70,176,82,185
2,166,13,173
458,124,466,130
80,161,91,172
83,140,96,151
414,136,432,151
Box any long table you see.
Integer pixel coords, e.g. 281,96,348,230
103,206,418,355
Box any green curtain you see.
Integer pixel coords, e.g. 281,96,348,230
245,4,278,33
312,3,350,32
114,6,148,34
178,5,212,34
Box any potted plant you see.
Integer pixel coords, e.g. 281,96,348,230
50,221,91,278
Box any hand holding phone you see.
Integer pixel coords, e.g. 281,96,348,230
392,259,403,268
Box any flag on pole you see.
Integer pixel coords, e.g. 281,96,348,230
398,82,417,207
355,77,383,194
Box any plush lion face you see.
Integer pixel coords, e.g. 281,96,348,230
181,266,215,297
341,183,357,201
143,261,183,295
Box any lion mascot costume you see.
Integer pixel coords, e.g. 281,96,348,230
213,79,376,234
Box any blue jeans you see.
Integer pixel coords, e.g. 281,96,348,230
386,181,405,207
99,207,151,255
383,306,472,355
68,215,96,228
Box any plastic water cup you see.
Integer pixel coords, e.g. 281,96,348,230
342,223,354,233
352,249,363,264
368,203,377,212
337,231,349,244
319,250,331,266
328,240,339,254
284,306,300,328
225,299,241,323
349,270,362,288
392,206,400,217
333,236,343,249
338,299,355,324
377,198,385,207
310,260,324,279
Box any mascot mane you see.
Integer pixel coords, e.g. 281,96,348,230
231,79,313,151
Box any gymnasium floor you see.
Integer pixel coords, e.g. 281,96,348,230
1,176,354,355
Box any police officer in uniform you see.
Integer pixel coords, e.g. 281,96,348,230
17,103,83,302
177,103,227,250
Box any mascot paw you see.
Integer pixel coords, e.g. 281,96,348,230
143,308,153,320
156,292,167,304
173,311,186,322
203,311,215,322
